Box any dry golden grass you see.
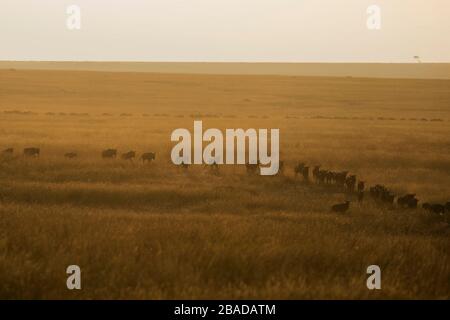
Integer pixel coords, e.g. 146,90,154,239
0,69,449,299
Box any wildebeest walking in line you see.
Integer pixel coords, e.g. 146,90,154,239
345,175,356,192
312,165,321,182
2,148,13,155
334,171,348,188
325,171,334,184
64,152,77,159
397,194,419,208
331,201,350,213
369,184,395,205
102,149,117,159
423,202,450,224
357,181,365,193
23,147,40,157
141,152,156,163
121,151,136,161
316,169,327,185
302,166,309,182
294,162,305,178
422,203,445,214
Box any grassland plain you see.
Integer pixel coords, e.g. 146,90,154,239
0,69,449,299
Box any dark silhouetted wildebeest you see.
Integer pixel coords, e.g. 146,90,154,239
345,175,356,192
2,148,13,155
397,194,418,208
423,203,445,215
302,166,309,181
316,169,328,184
121,151,136,161
370,184,385,199
446,202,450,212
335,171,348,187
23,147,40,157
331,201,350,213
64,152,77,159
141,152,156,163
325,171,335,184
357,181,365,192
294,162,305,177
369,184,393,203
312,165,321,182
102,149,117,159
382,192,396,204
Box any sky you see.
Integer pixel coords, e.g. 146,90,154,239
1,0,449,62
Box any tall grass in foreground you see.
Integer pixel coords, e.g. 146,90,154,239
0,70,449,299
0,201,448,299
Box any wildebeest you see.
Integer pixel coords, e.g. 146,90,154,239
2,148,13,155
345,175,356,192
302,166,309,182
446,202,450,212
316,169,328,184
23,147,40,157
382,192,395,204
369,184,385,199
368,184,396,205
397,194,418,208
331,201,350,213
312,165,321,182
325,171,335,184
422,203,445,214
64,152,77,159
102,149,117,159
141,152,156,163
357,181,365,192
335,171,348,187
294,162,305,177
121,151,136,161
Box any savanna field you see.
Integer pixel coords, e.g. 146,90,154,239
0,69,449,299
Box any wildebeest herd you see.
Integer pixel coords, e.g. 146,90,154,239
1,147,157,163
99,149,156,162
1,147,449,221
290,161,449,220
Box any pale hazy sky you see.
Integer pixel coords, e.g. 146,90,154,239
1,0,449,62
